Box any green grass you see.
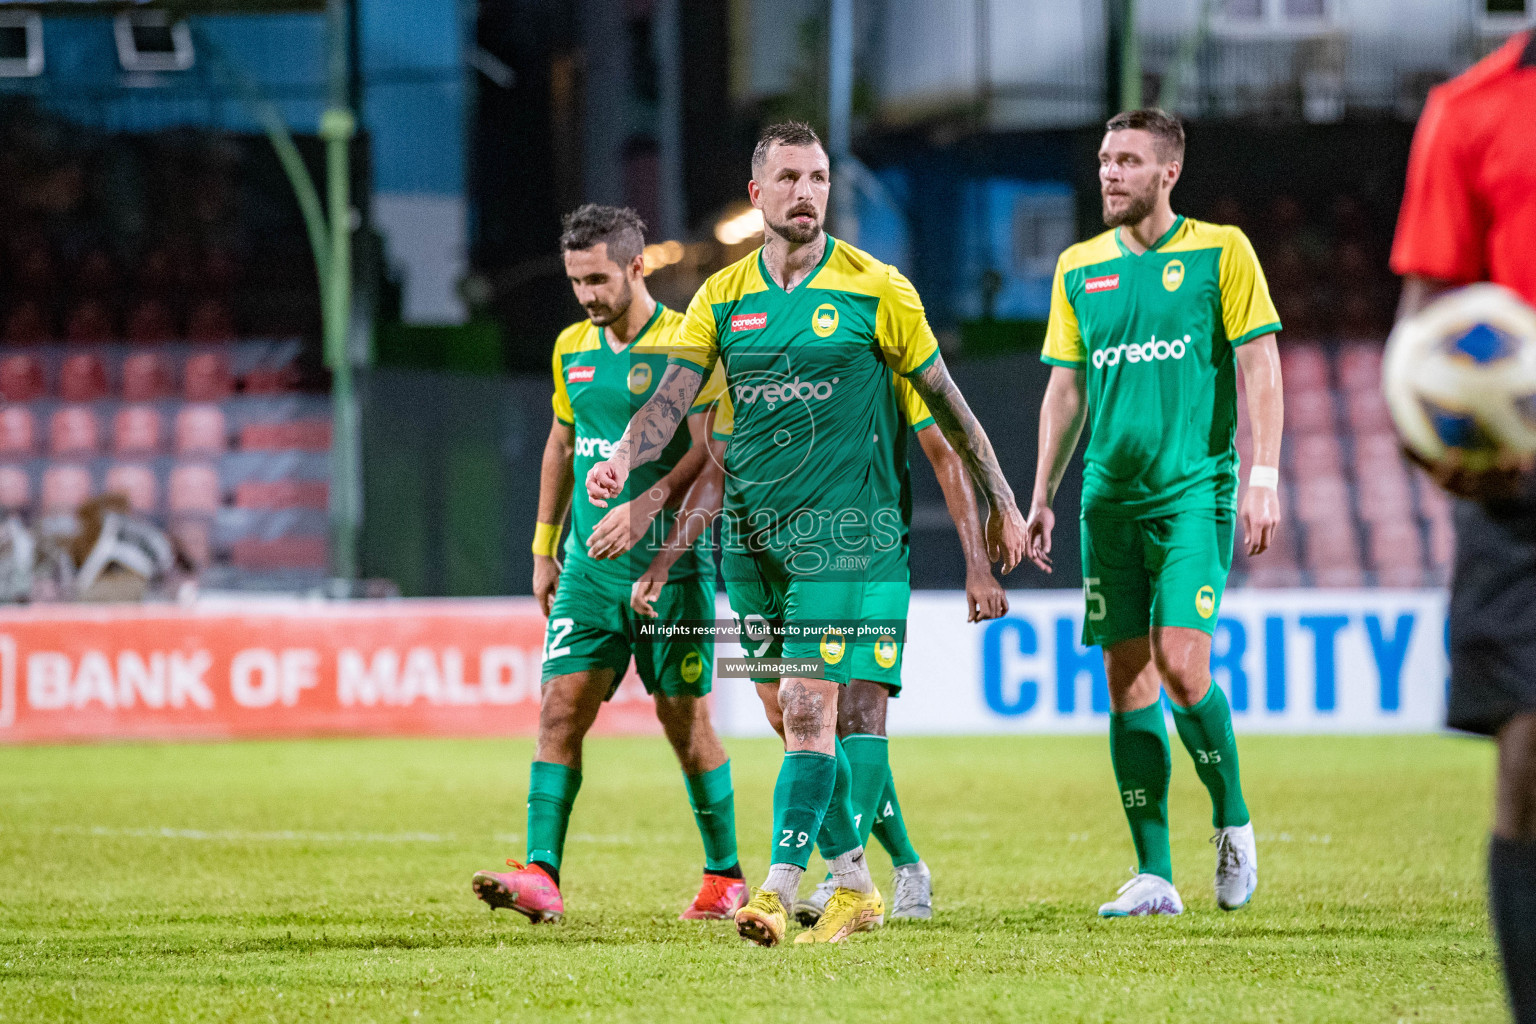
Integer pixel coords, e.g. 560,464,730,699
0,734,1506,1023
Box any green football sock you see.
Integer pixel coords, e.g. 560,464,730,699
771,751,835,868
840,734,890,845
683,761,740,873
1109,702,1173,883
1171,683,1251,830
526,761,582,871
814,739,864,861
871,766,920,867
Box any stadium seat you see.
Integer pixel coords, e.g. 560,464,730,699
0,354,47,401
104,463,160,514
186,298,236,343
1428,516,1456,568
1336,342,1385,393
234,479,329,510
64,299,115,344
40,464,93,511
59,353,110,402
170,517,213,569
48,406,101,456
1367,519,1426,587
121,352,176,401
1294,475,1351,523
231,535,328,570
173,404,228,455
1290,434,1344,477
167,462,222,514
242,365,301,394
126,298,179,343
1285,387,1336,436
112,405,165,456
1355,466,1413,522
1345,388,1394,434
0,407,36,456
2,301,53,344
1417,473,1452,526
0,465,29,510
1303,526,1364,588
183,351,235,401
1279,342,1330,391
239,419,332,452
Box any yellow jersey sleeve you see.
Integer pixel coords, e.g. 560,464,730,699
892,373,934,432
550,332,575,424
876,266,941,377
1218,228,1282,347
692,361,726,413
1042,253,1086,366
712,387,734,440
669,282,721,374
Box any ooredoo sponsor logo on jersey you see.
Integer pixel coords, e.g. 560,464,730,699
1091,335,1190,368
730,312,768,332
575,436,617,458
733,375,838,408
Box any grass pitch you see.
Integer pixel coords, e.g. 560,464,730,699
0,733,1505,1023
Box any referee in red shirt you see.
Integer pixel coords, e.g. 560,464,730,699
1391,29,1536,1024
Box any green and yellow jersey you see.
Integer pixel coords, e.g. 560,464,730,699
551,303,725,582
1042,216,1280,519
668,236,940,569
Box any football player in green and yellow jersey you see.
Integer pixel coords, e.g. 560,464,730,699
472,205,744,925
587,122,1026,946
1026,110,1285,918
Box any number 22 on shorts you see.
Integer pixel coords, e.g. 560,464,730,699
1084,577,1107,621
546,617,574,659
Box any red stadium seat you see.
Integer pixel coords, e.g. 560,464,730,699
239,419,332,452
126,298,179,343
1429,516,1456,567
183,351,234,401
104,463,160,514
121,352,176,401
234,479,329,509
40,464,93,511
1294,475,1350,524
0,354,47,401
1367,519,1426,587
1279,342,1330,391
0,407,36,456
59,352,110,402
173,404,228,455
2,301,53,344
48,406,101,456
170,518,212,569
167,462,222,514
0,465,29,509
1336,342,1385,393
186,298,236,343
1356,465,1412,523
1345,388,1394,434
231,535,328,570
1290,434,1343,477
242,365,301,394
112,405,165,456
1303,525,1364,588
1417,474,1452,525
1285,388,1336,436
64,299,115,344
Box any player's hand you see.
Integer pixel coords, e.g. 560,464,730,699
587,488,664,560
532,555,561,618
987,503,1028,575
965,564,1009,622
1405,446,1535,502
1023,500,1054,573
585,458,628,508
630,566,669,617
1240,484,1281,556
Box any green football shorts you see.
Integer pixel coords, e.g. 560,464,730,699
721,548,865,684
847,579,910,692
541,560,713,698
1079,506,1235,649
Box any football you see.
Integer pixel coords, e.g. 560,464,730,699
1383,282,1536,470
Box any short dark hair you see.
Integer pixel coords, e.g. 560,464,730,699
559,204,646,268
751,121,825,177
1105,108,1185,164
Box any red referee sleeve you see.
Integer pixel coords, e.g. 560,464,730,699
1390,88,1487,284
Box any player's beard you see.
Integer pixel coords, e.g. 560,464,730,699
584,280,633,327
766,204,822,244
1102,184,1158,228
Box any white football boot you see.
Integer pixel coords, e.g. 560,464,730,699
1213,822,1258,910
793,877,837,927
1097,872,1184,917
889,860,933,920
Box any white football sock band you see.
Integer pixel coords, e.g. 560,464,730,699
1249,466,1280,490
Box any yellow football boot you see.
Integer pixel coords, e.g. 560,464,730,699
792,886,884,944
734,887,788,947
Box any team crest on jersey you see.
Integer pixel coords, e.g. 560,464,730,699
680,650,703,684
819,630,846,665
627,363,653,394
731,312,767,332
873,638,898,669
1085,274,1120,293
1196,584,1216,619
812,303,840,338
1163,260,1185,292
567,365,595,383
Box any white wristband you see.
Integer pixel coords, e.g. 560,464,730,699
1248,466,1279,490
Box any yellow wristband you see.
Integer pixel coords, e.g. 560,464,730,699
532,522,561,557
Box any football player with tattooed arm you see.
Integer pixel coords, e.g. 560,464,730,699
471,204,746,926
588,121,1026,946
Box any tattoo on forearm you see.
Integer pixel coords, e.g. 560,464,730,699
915,358,1016,511
779,680,829,744
611,364,703,470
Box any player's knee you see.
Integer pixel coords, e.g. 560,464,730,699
837,679,889,737
781,683,831,743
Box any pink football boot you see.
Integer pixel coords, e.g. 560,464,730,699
471,860,564,923
680,872,748,920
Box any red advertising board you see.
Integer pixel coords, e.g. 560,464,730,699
0,599,663,743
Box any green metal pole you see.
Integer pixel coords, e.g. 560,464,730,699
323,0,358,583
1121,0,1142,111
